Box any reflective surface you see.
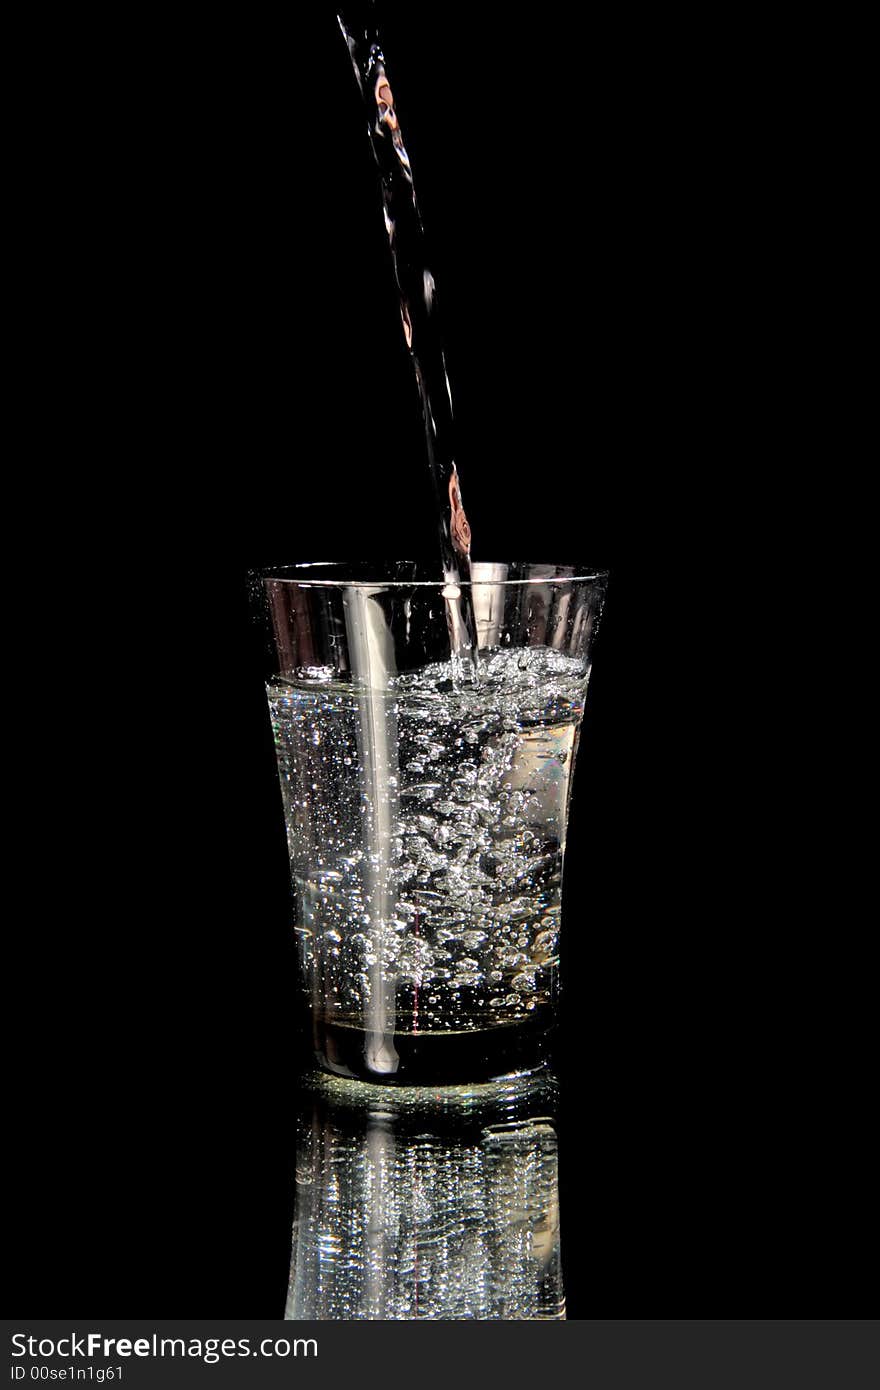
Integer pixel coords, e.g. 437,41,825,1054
287,1067,564,1319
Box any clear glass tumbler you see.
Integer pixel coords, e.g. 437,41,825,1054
252,561,607,1083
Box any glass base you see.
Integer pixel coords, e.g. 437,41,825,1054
312,1012,554,1085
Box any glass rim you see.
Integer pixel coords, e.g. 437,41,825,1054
254,560,609,590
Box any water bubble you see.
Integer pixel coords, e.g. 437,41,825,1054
452,968,481,986
435,926,463,945
402,782,442,801
512,971,537,992
462,929,488,948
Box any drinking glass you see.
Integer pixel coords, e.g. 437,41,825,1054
252,561,607,1083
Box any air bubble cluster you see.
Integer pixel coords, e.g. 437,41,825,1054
268,647,587,1033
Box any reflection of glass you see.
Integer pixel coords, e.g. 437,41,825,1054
286,1068,564,1320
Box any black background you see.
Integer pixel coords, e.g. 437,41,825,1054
7,4,865,1319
